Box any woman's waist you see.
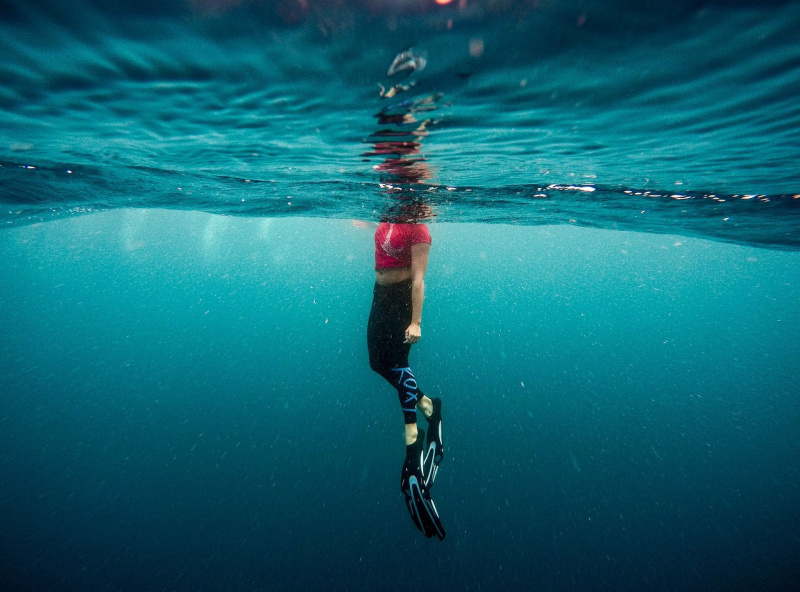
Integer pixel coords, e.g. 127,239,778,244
375,265,412,286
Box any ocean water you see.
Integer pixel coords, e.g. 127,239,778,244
1,1,799,590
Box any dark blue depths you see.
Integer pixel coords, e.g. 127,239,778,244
1,213,799,591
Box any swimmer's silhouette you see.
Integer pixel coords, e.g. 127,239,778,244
363,48,445,540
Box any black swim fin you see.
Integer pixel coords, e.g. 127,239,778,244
423,397,444,489
401,428,446,540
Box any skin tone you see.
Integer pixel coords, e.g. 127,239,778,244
375,241,433,445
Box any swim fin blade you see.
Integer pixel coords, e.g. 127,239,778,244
424,397,444,488
401,428,446,540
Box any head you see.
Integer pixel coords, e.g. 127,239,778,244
380,198,435,223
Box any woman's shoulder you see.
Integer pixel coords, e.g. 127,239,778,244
411,223,431,244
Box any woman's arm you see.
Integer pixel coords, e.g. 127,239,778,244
405,242,430,344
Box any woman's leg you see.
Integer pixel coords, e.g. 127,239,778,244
418,396,433,417
367,280,431,443
369,362,427,444
405,392,434,445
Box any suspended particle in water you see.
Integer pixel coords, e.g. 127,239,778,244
469,37,484,58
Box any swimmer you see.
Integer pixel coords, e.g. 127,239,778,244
367,211,445,539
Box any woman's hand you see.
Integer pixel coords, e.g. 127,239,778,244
404,322,421,344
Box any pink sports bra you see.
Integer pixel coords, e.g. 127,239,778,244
374,223,431,269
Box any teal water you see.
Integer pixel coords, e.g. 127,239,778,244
2,212,799,590
1,0,800,590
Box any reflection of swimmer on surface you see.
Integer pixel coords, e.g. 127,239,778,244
364,96,441,184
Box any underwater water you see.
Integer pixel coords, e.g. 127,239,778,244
1,0,799,590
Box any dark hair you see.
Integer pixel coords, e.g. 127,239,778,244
379,198,434,223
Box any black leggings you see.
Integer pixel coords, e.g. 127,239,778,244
367,279,424,424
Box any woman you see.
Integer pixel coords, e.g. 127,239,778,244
367,218,445,540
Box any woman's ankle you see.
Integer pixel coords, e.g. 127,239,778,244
405,424,418,446
418,396,433,419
